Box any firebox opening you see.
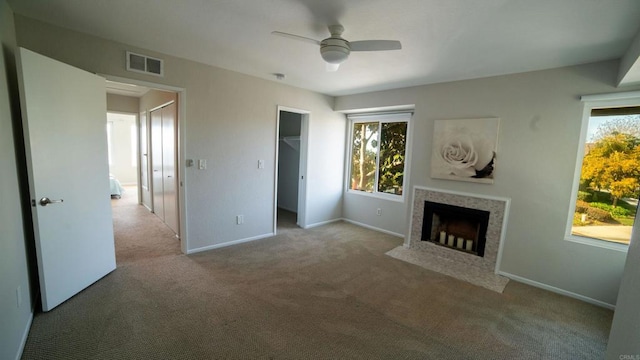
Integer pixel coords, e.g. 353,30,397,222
421,201,490,257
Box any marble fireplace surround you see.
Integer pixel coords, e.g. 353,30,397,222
386,186,511,292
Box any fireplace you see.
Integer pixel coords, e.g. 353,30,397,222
421,201,490,257
386,186,511,292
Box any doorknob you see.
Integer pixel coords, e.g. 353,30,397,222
39,197,64,206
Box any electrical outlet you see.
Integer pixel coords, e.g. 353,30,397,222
376,208,382,216
236,215,244,225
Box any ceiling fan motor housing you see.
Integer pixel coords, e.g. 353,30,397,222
320,37,350,64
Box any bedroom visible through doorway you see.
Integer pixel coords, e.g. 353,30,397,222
106,112,138,199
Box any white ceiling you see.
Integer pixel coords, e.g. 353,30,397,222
8,0,640,96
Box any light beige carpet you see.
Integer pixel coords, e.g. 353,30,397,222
20,188,613,359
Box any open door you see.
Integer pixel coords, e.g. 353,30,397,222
16,48,116,311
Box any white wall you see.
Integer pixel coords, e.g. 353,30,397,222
106,93,139,114
13,15,345,252
335,61,640,306
277,111,301,213
606,211,640,358
0,1,33,359
107,113,137,184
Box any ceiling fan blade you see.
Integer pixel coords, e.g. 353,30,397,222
326,63,340,72
271,31,321,45
350,40,402,52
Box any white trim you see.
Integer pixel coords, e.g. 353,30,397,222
337,104,415,114
15,312,33,360
186,233,275,254
498,271,615,310
345,188,406,202
347,111,413,122
343,218,405,238
303,218,344,229
581,90,640,102
565,234,629,252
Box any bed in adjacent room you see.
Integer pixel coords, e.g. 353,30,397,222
109,174,124,198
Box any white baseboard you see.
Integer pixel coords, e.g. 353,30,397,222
303,218,343,229
186,233,275,254
498,271,615,310
342,219,405,239
15,312,33,360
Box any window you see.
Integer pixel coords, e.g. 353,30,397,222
347,113,411,199
567,94,640,250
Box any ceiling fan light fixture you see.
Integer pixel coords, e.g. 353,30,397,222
320,46,349,64
320,37,350,64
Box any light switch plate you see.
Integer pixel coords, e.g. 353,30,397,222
198,159,207,170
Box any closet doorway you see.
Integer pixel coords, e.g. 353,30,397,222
274,106,309,232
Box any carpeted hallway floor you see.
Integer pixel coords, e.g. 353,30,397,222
21,187,614,359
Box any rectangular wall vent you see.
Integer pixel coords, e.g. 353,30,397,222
126,51,164,77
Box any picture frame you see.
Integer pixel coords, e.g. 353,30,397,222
430,118,500,184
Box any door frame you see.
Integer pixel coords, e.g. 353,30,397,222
103,74,188,254
274,106,309,232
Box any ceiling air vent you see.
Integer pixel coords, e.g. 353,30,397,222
126,51,164,77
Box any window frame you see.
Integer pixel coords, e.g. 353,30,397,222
564,91,640,252
345,112,412,202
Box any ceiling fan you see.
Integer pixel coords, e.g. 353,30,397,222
272,25,402,71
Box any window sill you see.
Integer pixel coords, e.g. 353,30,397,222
564,234,629,253
346,189,405,203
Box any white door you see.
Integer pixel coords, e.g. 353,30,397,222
161,103,179,234
151,108,165,219
16,48,116,311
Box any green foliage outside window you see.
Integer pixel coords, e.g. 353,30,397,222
571,115,639,244
378,122,407,195
350,119,407,196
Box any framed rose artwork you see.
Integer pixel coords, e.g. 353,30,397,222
430,118,500,184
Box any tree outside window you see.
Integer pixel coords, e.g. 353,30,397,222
349,114,409,198
571,112,640,245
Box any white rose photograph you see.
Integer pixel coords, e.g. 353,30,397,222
431,118,500,184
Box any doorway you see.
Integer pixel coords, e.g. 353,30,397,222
105,77,186,253
274,106,309,232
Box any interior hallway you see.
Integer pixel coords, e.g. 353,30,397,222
111,185,181,265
